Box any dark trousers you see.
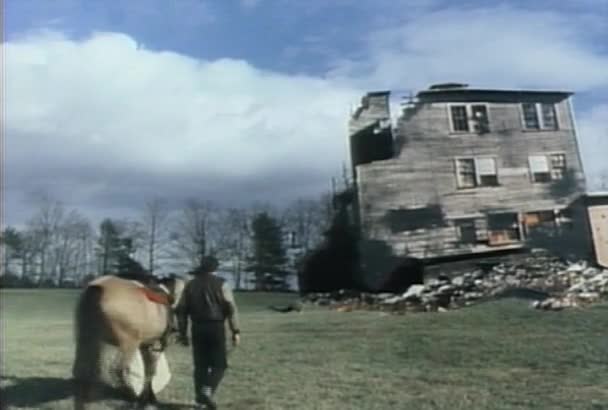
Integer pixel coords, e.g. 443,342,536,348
191,321,228,400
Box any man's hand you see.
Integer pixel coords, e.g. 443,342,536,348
232,333,240,347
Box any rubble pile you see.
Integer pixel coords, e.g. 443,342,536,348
302,254,608,314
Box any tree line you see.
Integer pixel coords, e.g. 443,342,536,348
0,193,335,291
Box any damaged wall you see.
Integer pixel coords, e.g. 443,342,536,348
351,87,587,260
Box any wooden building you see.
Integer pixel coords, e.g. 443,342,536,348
349,83,587,261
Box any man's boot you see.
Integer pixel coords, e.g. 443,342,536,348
196,386,217,410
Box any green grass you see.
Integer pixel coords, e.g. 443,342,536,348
2,289,608,409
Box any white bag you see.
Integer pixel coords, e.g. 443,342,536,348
124,350,172,396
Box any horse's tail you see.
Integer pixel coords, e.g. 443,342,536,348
72,284,105,383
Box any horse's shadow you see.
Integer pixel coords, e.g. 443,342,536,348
0,375,74,408
0,375,197,409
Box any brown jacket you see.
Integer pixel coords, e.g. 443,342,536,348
177,274,240,335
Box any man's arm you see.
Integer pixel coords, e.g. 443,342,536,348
221,283,240,337
175,283,191,344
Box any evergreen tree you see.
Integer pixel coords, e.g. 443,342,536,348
247,212,288,291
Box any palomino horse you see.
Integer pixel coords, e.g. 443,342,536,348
72,274,185,409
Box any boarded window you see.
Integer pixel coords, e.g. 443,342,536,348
541,103,558,130
450,105,469,132
522,103,540,129
471,105,490,133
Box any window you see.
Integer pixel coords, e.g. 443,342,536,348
456,157,498,188
450,105,469,132
529,153,567,183
522,103,559,130
455,219,477,244
487,213,521,245
550,153,566,180
449,104,490,133
522,103,540,129
541,103,557,130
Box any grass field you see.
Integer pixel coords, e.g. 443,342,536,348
2,289,608,409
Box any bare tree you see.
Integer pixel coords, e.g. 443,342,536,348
52,210,93,285
215,207,251,290
169,199,217,270
140,198,169,274
281,197,329,253
27,195,65,283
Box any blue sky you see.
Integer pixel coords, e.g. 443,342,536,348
4,0,608,225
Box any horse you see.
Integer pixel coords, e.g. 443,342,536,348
71,273,186,409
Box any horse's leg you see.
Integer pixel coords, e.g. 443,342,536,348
115,339,140,403
139,345,161,406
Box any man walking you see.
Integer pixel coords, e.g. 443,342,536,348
176,256,240,409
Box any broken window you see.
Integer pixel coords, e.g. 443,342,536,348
529,153,566,183
450,104,490,133
524,211,555,228
522,103,559,130
471,105,490,133
455,219,478,244
456,157,498,188
384,205,446,233
450,105,469,132
522,103,540,129
487,213,521,245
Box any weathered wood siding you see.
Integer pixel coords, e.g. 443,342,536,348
355,95,586,259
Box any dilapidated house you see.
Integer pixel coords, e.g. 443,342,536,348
349,83,587,261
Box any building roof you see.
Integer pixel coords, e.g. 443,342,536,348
417,85,573,102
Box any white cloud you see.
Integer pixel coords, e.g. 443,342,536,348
5,3,608,224
576,103,608,189
5,31,361,222
329,6,608,91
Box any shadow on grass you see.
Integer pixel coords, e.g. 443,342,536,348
0,375,75,408
0,375,198,409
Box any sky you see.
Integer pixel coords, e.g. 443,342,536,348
3,0,608,227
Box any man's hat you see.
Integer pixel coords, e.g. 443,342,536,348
189,255,219,276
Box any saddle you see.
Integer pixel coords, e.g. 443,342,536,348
139,287,171,305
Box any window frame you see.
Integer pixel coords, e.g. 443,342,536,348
528,152,567,183
455,156,499,189
520,102,560,131
447,103,491,134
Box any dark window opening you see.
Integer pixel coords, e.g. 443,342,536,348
384,205,446,233
455,219,478,244
541,103,558,130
